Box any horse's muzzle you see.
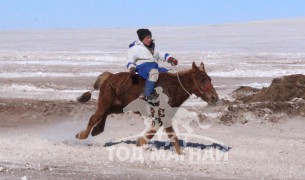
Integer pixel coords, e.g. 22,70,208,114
207,93,219,105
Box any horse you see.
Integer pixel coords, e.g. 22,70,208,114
76,62,219,154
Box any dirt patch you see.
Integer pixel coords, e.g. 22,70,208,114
220,99,305,125
0,98,96,126
241,74,305,103
220,74,305,124
231,86,260,99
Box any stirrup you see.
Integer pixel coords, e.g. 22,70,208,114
147,99,160,106
139,94,160,106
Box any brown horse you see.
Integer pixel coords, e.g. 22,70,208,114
76,62,218,154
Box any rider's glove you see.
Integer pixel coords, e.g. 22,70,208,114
168,57,178,66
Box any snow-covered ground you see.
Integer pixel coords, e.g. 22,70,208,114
1,19,305,101
0,18,305,179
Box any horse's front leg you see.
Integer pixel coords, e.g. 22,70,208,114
165,126,182,155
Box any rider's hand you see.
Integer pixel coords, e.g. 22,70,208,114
168,57,178,66
129,67,136,75
129,67,138,84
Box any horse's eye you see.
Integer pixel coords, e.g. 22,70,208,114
199,76,204,81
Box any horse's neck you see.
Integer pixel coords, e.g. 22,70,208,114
159,71,193,107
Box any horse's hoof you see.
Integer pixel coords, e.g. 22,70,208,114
75,133,81,139
91,126,102,136
177,151,185,155
75,132,87,139
136,137,147,146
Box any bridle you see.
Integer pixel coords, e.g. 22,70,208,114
176,71,212,96
193,74,212,95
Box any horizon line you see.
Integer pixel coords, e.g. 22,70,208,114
1,16,305,32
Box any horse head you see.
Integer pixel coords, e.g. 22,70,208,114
191,62,219,105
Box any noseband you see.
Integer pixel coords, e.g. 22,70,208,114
193,74,212,95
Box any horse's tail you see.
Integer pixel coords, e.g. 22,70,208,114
77,72,112,103
77,90,94,103
93,71,112,89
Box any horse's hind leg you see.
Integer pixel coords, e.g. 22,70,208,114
136,125,161,146
76,110,105,139
91,114,108,136
76,77,114,139
136,130,157,146
165,126,181,155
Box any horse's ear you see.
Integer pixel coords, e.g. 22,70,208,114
192,62,198,70
199,62,205,71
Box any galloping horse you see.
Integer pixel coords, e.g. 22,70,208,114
76,62,218,154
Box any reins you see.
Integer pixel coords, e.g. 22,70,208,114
176,71,192,96
175,64,212,96
175,65,193,96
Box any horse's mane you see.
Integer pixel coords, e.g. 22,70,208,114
163,69,191,77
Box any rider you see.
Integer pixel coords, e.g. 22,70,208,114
126,28,178,104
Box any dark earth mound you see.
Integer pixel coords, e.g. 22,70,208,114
220,74,305,124
240,74,305,103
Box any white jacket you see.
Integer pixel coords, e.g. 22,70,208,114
126,40,172,70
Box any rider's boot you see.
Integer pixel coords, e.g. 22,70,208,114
142,80,160,106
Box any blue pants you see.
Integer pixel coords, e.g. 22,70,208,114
136,62,168,79
136,62,168,96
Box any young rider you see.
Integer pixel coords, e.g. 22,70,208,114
126,29,178,104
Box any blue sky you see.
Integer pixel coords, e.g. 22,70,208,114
1,0,305,30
